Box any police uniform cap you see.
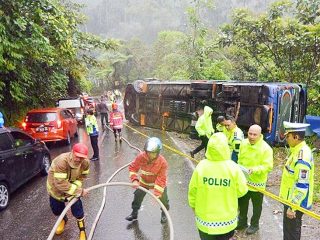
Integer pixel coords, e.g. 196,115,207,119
283,121,310,135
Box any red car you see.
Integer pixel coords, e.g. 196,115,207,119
22,108,78,145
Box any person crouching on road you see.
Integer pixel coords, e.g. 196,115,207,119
109,102,124,143
237,124,273,235
188,132,248,240
280,121,314,240
125,137,170,223
85,109,99,161
47,143,90,240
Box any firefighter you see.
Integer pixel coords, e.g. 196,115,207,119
109,102,124,142
47,143,90,240
190,105,215,158
125,137,170,223
188,132,248,240
280,121,314,240
237,124,273,235
224,116,244,163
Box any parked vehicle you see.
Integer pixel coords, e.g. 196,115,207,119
56,98,86,124
22,108,78,145
124,80,307,145
0,127,50,210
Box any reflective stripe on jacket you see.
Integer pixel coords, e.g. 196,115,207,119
47,152,89,201
129,152,168,197
238,136,273,191
279,141,314,210
189,132,248,235
226,126,244,162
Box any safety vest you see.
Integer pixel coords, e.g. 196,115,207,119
279,141,314,210
226,126,244,162
238,136,273,191
189,132,248,235
195,106,214,138
85,114,98,136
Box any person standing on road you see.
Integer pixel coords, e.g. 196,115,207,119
125,137,170,223
190,105,214,158
188,132,248,240
224,116,244,163
280,121,314,240
85,109,99,161
97,95,109,130
109,102,124,143
47,143,90,240
237,124,273,235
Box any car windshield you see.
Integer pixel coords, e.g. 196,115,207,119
26,112,57,123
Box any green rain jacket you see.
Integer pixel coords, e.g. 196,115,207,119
195,106,214,139
85,114,99,136
279,141,314,210
188,132,248,235
238,136,273,191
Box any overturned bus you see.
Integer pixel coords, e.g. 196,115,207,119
124,80,307,145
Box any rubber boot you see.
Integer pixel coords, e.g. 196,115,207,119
125,210,138,221
55,215,68,235
160,211,167,223
77,218,87,240
119,134,122,143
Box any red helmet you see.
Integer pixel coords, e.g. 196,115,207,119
72,143,88,158
112,103,118,110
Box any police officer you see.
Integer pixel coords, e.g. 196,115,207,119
125,137,170,223
188,132,248,240
237,124,273,235
280,121,314,240
224,116,244,163
190,105,215,158
85,109,99,161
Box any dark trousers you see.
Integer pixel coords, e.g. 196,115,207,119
49,196,84,219
198,229,234,240
192,135,209,155
131,187,170,212
113,128,121,138
283,205,303,240
90,134,99,158
100,112,108,126
238,190,264,227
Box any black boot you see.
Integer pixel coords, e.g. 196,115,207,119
160,211,167,223
125,210,138,221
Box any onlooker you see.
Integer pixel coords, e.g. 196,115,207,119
280,121,314,240
97,95,109,130
47,143,90,240
125,137,170,223
237,124,273,235
109,103,124,142
190,105,214,158
85,109,99,161
225,116,244,163
188,132,248,240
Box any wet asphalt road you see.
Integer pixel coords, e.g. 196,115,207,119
0,123,198,240
0,120,317,239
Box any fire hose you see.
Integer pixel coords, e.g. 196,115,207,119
47,126,174,240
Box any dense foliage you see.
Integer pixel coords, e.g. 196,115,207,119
0,0,118,125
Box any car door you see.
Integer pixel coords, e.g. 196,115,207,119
0,132,22,191
65,109,77,136
10,130,39,179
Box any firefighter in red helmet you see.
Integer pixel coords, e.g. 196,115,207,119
47,143,90,240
